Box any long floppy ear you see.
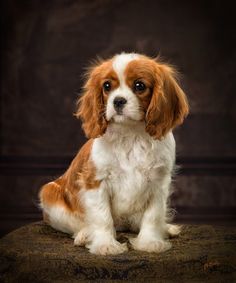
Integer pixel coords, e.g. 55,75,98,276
76,64,107,138
145,63,189,139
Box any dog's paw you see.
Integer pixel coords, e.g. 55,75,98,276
87,240,128,255
166,224,182,238
73,229,88,246
129,237,171,253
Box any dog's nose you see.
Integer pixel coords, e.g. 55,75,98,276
113,97,127,111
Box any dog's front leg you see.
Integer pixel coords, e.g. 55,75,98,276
130,183,171,253
75,185,127,255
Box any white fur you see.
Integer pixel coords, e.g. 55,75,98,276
113,52,140,81
41,203,81,236
84,122,176,253
74,186,128,255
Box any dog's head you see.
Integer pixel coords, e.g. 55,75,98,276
76,53,189,139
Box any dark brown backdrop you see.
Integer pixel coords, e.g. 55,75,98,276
1,0,236,236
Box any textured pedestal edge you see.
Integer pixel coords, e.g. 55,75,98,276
0,222,236,282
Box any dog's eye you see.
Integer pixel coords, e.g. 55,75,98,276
103,81,111,92
133,81,146,93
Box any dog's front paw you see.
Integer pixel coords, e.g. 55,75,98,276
73,229,88,246
129,237,171,253
87,240,128,255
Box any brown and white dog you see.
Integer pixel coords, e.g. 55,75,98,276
39,52,189,255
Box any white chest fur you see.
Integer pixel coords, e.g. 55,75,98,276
91,123,176,222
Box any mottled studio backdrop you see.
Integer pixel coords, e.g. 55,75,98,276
1,0,235,235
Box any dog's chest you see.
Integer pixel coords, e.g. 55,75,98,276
92,132,174,216
108,161,153,216
102,138,161,214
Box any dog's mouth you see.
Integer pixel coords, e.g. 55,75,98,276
106,106,143,124
112,114,130,123
111,114,142,125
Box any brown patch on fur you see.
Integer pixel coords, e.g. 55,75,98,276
125,56,189,139
39,139,100,216
125,58,156,119
146,62,189,139
76,59,119,138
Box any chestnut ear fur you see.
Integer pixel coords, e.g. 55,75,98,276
145,63,189,139
76,63,107,139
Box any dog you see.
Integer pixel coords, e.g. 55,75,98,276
39,52,189,255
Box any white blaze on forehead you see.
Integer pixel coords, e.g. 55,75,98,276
112,53,140,83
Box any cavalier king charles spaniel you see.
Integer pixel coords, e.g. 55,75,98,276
39,52,189,255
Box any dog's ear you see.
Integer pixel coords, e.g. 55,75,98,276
76,62,108,138
145,63,189,139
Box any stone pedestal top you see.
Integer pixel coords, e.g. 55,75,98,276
0,222,235,282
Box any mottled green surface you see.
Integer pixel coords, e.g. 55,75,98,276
0,222,235,282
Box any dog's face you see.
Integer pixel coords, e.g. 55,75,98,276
77,53,189,139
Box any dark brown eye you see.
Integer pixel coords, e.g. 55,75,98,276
133,81,146,93
103,81,111,92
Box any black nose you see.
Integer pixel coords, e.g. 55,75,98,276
113,97,127,111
